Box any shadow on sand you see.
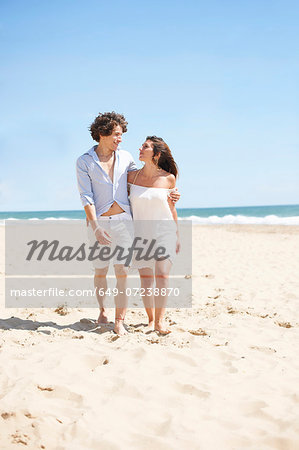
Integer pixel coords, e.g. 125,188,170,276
0,316,115,335
0,317,149,335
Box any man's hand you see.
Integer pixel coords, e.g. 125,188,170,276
94,227,112,245
169,187,180,204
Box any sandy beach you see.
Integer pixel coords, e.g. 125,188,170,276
1,224,299,449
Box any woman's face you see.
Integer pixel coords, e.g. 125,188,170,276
139,140,154,162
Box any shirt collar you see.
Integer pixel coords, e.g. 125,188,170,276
87,145,98,162
87,145,120,162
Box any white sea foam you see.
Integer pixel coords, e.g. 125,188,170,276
44,217,71,220
0,218,18,226
179,215,299,225
1,215,299,225
28,217,72,220
1,217,82,222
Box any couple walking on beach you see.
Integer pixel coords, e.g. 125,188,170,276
76,112,180,335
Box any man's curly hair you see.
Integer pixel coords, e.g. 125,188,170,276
89,111,128,142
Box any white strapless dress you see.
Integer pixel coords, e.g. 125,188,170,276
128,184,177,268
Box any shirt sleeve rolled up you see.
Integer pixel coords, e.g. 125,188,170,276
76,157,95,206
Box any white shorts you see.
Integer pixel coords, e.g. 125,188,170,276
87,212,134,269
130,220,177,270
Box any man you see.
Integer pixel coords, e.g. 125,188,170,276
76,111,179,335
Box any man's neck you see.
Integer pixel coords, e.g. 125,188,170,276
95,142,114,158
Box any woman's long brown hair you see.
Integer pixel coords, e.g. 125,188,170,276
146,136,178,178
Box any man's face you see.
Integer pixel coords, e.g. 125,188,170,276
100,125,123,151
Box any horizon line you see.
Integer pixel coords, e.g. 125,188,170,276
1,203,299,214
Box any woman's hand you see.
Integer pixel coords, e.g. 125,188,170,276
176,237,181,254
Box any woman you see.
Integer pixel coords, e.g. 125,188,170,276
128,136,180,335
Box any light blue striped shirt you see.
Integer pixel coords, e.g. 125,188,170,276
76,146,137,217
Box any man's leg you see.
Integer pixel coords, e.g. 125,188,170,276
113,264,129,335
94,266,109,323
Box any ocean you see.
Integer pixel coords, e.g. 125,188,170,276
1,204,299,225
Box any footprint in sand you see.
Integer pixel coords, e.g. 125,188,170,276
82,354,110,370
166,351,197,367
239,400,268,415
37,385,83,406
131,347,147,360
223,360,238,374
176,382,210,398
153,414,173,436
188,328,208,336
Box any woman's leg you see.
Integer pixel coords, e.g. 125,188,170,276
154,259,172,334
139,267,155,329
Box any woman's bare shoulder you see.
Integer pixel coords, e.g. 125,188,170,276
166,173,176,189
157,170,176,188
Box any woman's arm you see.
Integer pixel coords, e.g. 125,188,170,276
167,175,178,223
167,175,180,253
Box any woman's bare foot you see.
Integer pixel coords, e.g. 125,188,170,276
97,310,109,324
155,321,171,335
114,318,128,336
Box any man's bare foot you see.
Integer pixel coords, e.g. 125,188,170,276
144,320,155,333
97,311,109,324
155,322,171,335
114,318,128,336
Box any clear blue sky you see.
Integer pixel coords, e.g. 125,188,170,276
1,0,298,210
